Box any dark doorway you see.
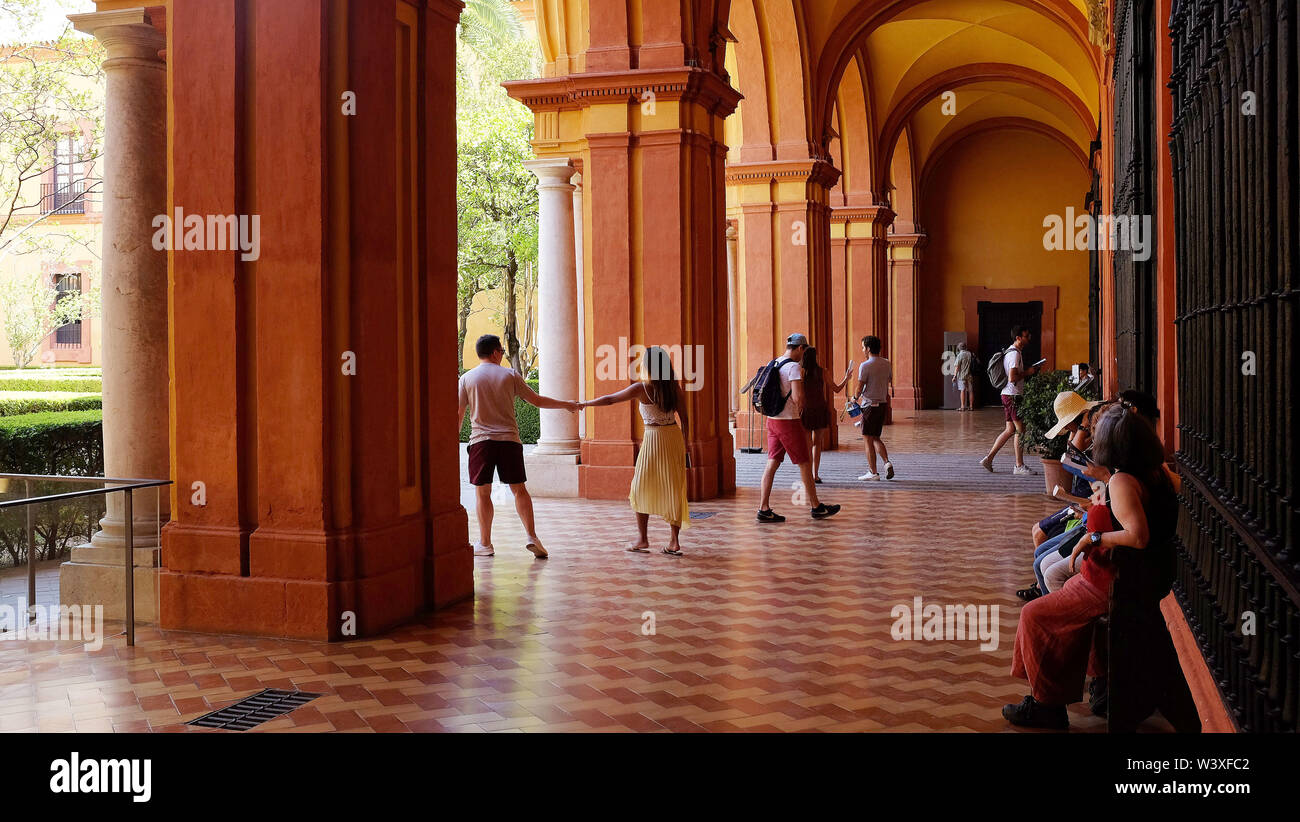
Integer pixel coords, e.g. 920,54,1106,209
976,300,1042,406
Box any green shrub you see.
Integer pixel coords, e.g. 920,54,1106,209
0,377,103,392
0,393,102,417
1020,370,1101,459
0,410,105,568
458,378,541,444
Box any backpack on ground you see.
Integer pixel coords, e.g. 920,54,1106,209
986,347,1013,390
750,357,793,416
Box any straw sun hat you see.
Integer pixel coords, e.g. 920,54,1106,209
1044,390,1101,439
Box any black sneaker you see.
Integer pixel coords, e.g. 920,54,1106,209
757,509,786,523
1002,695,1069,730
810,503,841,519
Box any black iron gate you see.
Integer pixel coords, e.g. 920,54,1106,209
1169,0,1299,732
1113,0,1160,393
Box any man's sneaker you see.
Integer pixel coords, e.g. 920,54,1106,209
757,508,786,523
473,542,495,557
811,503,841,519
1014,465,1038,476
1002,695,1068,730
858,472,880,481
524,536,548,559
980,456,994,473
884,461,895,480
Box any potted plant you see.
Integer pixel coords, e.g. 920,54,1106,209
1021,369,1097,495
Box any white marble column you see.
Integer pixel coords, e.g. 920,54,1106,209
524,158,580,456
725,222,739,422
61,8,169,619
571,171,586,439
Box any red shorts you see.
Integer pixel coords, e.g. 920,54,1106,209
467,440,526,486
766,418,810,465
1002,394,1024,424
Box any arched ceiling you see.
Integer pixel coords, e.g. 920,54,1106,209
721,0,1100,200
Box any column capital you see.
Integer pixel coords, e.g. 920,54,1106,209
524,158,576,189
69,8,165,64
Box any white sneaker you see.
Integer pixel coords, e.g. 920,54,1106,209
1014,465,1038,476
473,542,495,557
884,462,895,480
858,472,880,481
524,536,548,559
979,456,994,473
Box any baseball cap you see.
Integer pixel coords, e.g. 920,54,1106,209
786,333,809,347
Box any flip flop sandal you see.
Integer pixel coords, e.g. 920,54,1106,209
661,548,683,556
627,545,651,553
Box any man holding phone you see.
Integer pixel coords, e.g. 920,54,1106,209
980,325,1043,476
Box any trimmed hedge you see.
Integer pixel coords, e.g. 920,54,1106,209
0,377,103,392
0,410,105,568
458,378,541,444
0,393,102,417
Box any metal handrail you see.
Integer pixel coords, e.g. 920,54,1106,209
0,474,172,646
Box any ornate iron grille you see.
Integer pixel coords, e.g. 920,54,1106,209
1113,0,1160,394
1169,0,1300,732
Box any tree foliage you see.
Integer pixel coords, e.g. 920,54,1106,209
0,0,104,367
456,0,541,375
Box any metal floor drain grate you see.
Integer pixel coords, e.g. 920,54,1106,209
689,511,717,519
187,689,322,731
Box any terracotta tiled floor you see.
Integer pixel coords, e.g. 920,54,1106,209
0,410,1173,732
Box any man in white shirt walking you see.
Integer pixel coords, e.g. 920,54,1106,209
981,325,1042,475
458,334,579,558
855,335,895,481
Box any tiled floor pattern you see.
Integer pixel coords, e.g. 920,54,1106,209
0,410,1172,732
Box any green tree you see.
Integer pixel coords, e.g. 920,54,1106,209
456,0,540,375
0,0,104,366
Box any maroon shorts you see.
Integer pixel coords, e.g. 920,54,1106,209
467,440,526,486
860,404,887,437
1002,394,1024,424
766,418,810,465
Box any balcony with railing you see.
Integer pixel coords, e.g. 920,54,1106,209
39,180,94,215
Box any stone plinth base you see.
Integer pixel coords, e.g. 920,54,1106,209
526,452,580,497
59,543,159,622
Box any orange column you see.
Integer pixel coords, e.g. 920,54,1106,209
729,159,840,449
888,232,927,410
161,0,470,640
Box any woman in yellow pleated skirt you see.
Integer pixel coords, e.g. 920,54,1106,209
581,346,690,555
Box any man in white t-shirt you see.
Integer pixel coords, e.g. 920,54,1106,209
981,325,1043,475
854,335,894,481
757,333,841,522
458,334,579,558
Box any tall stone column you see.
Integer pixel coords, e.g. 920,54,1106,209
572,171,586,438
523,158,580,495
60,8,169,621
725,221,739,423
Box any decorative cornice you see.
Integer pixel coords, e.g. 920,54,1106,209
830,204,895,225
724,158,840,189
504,67,742,118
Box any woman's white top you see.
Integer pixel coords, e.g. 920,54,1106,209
639,386,677,425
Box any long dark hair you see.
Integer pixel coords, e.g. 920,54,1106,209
801,346,824,385
1091,403,1169,494
640,346,679,414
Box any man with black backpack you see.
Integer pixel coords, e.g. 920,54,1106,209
754,333,841,522
981,325,1043,475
